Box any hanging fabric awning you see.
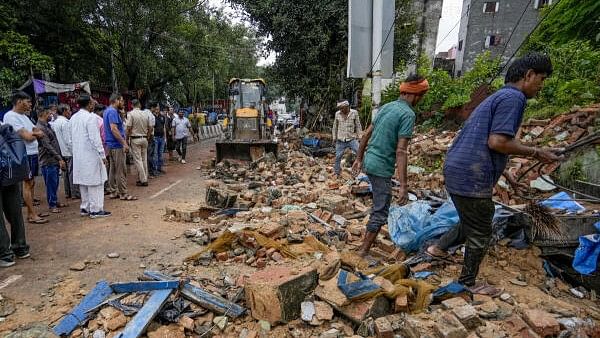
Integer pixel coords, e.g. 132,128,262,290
19,79,91,94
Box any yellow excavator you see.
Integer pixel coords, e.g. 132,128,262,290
215,78,278,162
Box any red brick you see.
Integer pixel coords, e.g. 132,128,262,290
255,258,267,268
259,223,284,238
244,266,318,324
265,248,277,257
522,309,560,337
256,248,267,258
375,316,394,338
216,252,229,262
568,127,586,143
434,312,467,338
377,238,396,254
234,254,247,263
314,301,334,321
271,252,283,262
394,295,409,313
178,315,195,331
320,210,333,222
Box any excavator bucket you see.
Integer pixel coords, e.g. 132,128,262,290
215,140,278,162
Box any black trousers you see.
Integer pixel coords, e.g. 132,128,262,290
437,194,495,286
175,137,188,160
0,183,29,259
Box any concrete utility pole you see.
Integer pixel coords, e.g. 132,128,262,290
371,0,383,119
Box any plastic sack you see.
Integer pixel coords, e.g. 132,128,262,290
540,191,585,213
302,137,320,147
388,201,459,253
572,221,600,275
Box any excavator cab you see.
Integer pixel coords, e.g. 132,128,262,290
215,78,278,162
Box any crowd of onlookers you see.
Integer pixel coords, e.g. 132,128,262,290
0,91,201,267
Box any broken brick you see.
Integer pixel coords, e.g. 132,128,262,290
523,309,560,337
320,210,333,223
244,266,318,324
394,295,409,313
451,304,483,329
105,313,127,331
314,301,334,321
234,254,247,263
255,258,267,268
271,252,283,262
434,312,468,338
441,296,468,310
258,223,284,238
178,315,195,331
319,194,349,214
374,316,394,338
256,248,267,258
215,252,229,262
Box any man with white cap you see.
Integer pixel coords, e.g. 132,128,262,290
332,99,362,177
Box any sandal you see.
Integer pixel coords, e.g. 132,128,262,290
37,212,50,218
49,208,62,214
57,203,68,208
120,195,138,201
28,218,49,224
469,284,504,298
109,194,120,199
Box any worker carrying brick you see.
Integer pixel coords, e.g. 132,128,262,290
427,52,563,292
352,74,430,257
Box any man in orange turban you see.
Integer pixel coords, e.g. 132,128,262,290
352,74,429,257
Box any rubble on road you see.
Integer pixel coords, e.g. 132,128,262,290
32,106,600,337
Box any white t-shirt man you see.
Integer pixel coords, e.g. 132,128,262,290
172,116,191,140
3,110,38,155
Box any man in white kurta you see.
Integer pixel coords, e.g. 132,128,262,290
70,96,111,218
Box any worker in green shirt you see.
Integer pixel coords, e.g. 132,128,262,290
352,74,430,257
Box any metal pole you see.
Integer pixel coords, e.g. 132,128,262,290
371,0,383,120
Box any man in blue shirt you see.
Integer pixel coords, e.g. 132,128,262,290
103,93,134,200
427,53,562,288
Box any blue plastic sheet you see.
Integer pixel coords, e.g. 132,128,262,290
337,270,380,299
414,271,435,279
572,221,600,275
432,282,470,302
303,137,320,147
540,191,585,213
388,201,459,253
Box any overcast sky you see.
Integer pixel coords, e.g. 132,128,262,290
208,0,463,64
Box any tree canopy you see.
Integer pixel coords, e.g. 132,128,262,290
1,0,260,105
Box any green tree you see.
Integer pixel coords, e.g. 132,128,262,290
0,2,54,100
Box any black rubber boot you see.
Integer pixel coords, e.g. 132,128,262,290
458,247,487,286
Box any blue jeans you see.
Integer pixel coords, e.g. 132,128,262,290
41,165,60,208
153,136,165,173
366,174,392,233
334,140,359,174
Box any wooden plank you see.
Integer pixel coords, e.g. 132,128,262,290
110,280,179,293
116,289,172,338
144,270,246,318
53,280,113,336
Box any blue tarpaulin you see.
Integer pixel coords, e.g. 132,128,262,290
388,201,459,253
540,191,585,213
573,221,600,275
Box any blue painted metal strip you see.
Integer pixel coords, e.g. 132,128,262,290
53,280,113,336
116,288,173,338
144,270,246,318
110,280,179,293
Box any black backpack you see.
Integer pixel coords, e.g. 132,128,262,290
0,124,30,186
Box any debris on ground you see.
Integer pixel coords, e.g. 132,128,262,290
40,106,600,337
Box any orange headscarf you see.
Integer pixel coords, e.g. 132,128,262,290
399,79,430,95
